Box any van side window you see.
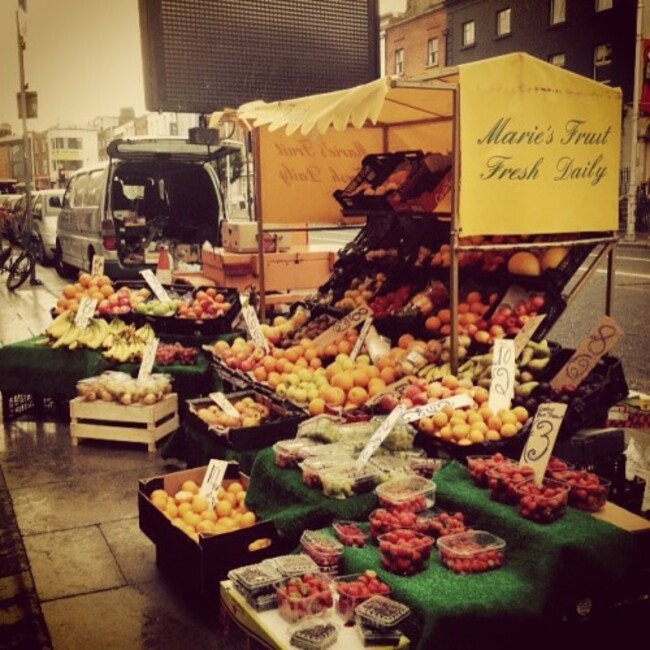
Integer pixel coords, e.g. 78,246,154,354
71,173,89,208
84,169,105,208
62,176,76,209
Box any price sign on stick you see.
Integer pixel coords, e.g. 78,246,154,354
356,404,406,467
312,304,372,348
520,402,567,485
365,325,391,365
488,338,516,413
140,269,170,303
403,393,474,423
199,459,229,509
91,255,105,277
350,317,373,361
138,338,159,380
209,392,240,418
550,316,623,392
74,297,97,329
514,314,546,359
242,305,269,353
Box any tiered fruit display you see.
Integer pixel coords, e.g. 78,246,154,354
155,342,199,366
148,478,256,541
102,320,156,363
44,310,111,350
54,272,115,314
195,396,271,429
177,288,233,320
333,271,387,311
76,371,172,405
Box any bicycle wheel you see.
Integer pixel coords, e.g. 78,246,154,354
6,250,34,291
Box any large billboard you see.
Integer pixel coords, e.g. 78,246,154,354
139,0,379,114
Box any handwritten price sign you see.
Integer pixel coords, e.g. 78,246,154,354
365,325,391,365
140,269,171,303
402,393,474,423
209,392,240,417
350,317,373,361
550,315,623,391
199,459,229,509
74,297,97,329
514,314,546,359
311,305,372,348
356,404,407,467
520,402,567,485
138,338,159,380
91,255,105,277
242,305,269,353
488,338,516,413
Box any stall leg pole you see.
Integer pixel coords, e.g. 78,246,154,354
606,245,616,316
450,87,461,375
253,132,267,323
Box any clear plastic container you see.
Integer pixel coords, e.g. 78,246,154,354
547,469,611,512
369,455,412,482
437,530,506,574
334,571,391,624
377,529,434,575
227,562,283,597
486,461,535,504
516,477,570,524
271,554,319,577
288,619,339,650
276,573,333,623
466,453,510,488
375,475,436,512
356,621,402,646
273,439,323,469
332,520,367,548
544,456,575,476
354,595,411,631
409,457,447,479
299,454,349,490
368,508,417,540
301,530,343,573
319,463,379,499
414,507,468,540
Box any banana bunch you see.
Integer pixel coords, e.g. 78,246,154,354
449,339,553,394
417,361,453,383
45,310,111,351
102,323,156,364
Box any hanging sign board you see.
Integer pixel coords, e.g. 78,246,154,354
458,53,621,236
350,317,373,361
402,393,474,423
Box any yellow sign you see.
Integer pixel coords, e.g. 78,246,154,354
257,127,383,223
458,53,621,236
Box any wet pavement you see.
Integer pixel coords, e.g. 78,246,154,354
0,266,248,648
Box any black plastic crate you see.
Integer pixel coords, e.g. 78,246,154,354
1,391,69,423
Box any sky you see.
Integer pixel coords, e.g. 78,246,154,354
0,0,406,135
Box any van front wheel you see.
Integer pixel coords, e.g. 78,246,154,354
54,242,75,278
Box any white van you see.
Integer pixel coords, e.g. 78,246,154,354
55,137,238,279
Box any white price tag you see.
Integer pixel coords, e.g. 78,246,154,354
138,337,159,380
350,317,373,361
312,304,372,348
209,391,240,417
514,314,546,359
74,297,97,329
242,305,269,353
488,338,516,413
91,255,105,277
365,325,391,365
356,404,406,467
140,269,171,303
199,459,229,509
520,402,567,485
402,393,474,423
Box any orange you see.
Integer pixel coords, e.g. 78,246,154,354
351,368,370,387
379,366,397,384
191,495,211,514
325,362,343,381
347,386,369,406
262,356,277,373
324,343,338,357
227,482,244,494
201,509,218,522
196,520,215,534
466,291,482,304
367,377,387,397
215,499,233,518
324,385,346,407
308,397,326,416
252,366,268,382
62,284,77,299
309,357,322,369
236,491,247,505
337,339,352,355
398,333,415,349
78,272,92,287
182,511,202,529
177,502,192,517
150,494,168,511
100,284,114,298
331,371,354,392
425,315,442,332
181,480,199,494
218,516,237,530
241,512,257,527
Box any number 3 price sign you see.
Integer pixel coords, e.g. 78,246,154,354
520,402,567,485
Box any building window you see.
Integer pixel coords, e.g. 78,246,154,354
462,20,476,47
427,37,439,67
549,53,566,68
496,8,511,37
67,138,82,149
52,137,65,150
395,48,404,75
595,0,613,11
594,43,613,83
550,0,566,25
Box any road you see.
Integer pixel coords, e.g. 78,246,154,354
15,239,650,394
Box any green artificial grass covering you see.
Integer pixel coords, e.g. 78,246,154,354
247,450,645,649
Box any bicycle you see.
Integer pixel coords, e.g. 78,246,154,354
3,228,42,291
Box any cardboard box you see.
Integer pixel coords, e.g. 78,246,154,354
201,246,337,292
221,221,290,253
138,464,278,595
70,393,179,453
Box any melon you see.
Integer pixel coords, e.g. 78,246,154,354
507,251,541,276
541,246,569,271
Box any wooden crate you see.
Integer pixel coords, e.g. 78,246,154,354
70,393,179,453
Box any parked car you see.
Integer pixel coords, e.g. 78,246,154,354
31,189,65,264
55,136,238,279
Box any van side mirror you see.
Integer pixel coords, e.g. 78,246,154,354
49,196,61,208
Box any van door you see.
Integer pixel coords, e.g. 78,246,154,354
58,176,77,265
79,167,108,270
68,171,90,268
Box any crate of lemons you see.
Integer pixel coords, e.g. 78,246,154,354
148,477,258,542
